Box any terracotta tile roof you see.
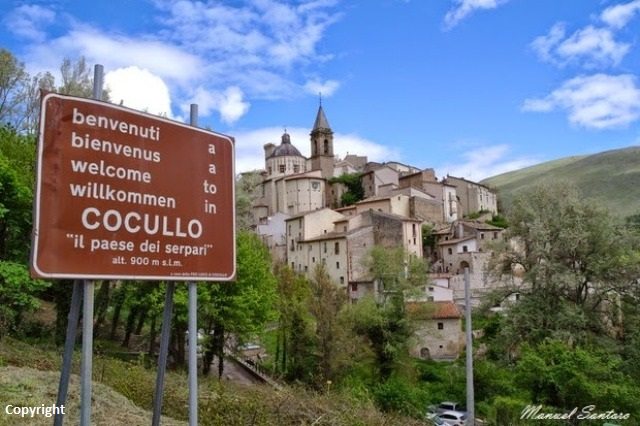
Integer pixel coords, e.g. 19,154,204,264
432,301,462,319
406,301,462,320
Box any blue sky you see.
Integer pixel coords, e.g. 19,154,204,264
2,0,640,180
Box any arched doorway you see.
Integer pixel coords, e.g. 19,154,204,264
420,347,431,360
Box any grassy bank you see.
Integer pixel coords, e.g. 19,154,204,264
0,337,424,425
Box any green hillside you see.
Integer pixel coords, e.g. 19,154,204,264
482,146,640,219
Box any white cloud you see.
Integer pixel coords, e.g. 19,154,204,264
3,5,55,42
444,0,508,30
182,86,250,125
105,67,172,117
217,87,251,124
437,144,539,181
531,23,567,63
155,0,341,82
601,0,640,29
303,79,341,97
10,0,342,124
532,24,630,68
232,127,397,173
23,26,203,85
523,74,640,129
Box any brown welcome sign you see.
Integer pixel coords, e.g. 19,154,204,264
31,93,235,281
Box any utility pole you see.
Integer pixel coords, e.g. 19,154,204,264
464,267,475,424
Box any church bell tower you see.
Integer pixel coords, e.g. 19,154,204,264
310,102,334,178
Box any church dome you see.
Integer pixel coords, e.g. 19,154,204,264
268,132,303,158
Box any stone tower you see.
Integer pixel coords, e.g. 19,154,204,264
309,103,335,179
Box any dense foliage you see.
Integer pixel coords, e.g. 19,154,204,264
329,172,364,206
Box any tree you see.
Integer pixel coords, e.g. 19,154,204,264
515,340,640,416
235,171,263,230
0,49,27,128
329,173,364,207
0,261,49,339
273,264,315,380
0,139,33,262
58,57,104,99
350,246,428,380
308,264,349,385
489,182,640,348
20,71,55,134
200,230,277,377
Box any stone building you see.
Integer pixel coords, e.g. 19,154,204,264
285,208,423,302
443,175,498,216
430,220,505,306
398,169,459,223
409,301,463,360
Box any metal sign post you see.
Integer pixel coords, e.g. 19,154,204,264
54,280,83,426
80,64,104,426
187,104,199,426
151,282,175,426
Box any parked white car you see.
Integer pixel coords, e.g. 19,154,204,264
431,401,465,414
439,410,467,426
426,413,453,426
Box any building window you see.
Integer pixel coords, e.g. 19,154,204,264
304,266,308,272
448,248,453,255
279,164,285,173
268,166,272,175
428,286,434,291
437,322,444,330
334,242,340,254
293,165,299,173
340,276,345,284
336,261,340,269
428,296,434,301
494,232,498,239
323,242,327,253
412,223,416,237
324,139,329,154
351,283,358,291
480,233,485,239
290,240,294,251
312,257,316,263
462,245,468,253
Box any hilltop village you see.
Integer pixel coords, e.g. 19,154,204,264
248,105,507,360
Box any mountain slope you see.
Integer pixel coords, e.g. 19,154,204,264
482,146,640,219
